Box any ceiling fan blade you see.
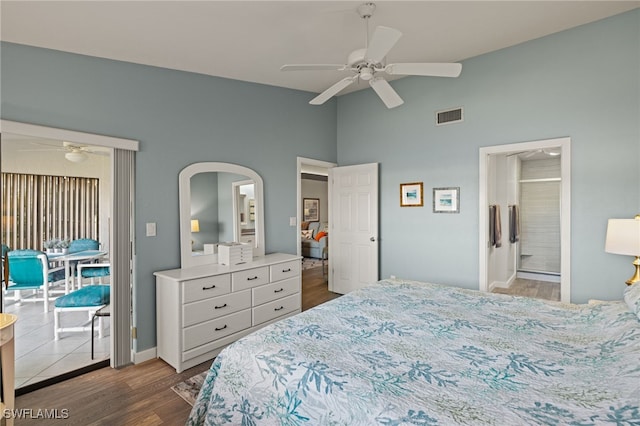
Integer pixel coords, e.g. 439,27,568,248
365,26,402,64
280,64,347,72
369,78,404,109
385,63,462,77
309,77,357,105
87,150,110,157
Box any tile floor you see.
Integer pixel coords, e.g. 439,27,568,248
491,277,561,301
3,295,110,389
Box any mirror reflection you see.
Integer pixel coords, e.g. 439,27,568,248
179,162,265,269
235,181,257,245
189,172,256,255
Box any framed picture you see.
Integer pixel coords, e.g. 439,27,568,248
400,182,424,207
303,198,320,221
433,187,460,213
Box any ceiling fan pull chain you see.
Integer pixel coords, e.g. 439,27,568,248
364,14,369,49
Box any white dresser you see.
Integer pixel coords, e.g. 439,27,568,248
154,253,301,372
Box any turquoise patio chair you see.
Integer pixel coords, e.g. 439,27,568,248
69,238,110,287
67,238,103,284
77,262,110,288
5,250,66,313
54,283,110,340
68,238,99,253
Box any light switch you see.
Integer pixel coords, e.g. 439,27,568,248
289,217,297,227
146,222,157,237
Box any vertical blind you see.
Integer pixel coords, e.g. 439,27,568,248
1,172,100,250
111,148,134,368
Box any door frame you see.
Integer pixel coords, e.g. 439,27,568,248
232,179,254,244
479,137,571,302
0,119,139,366
296,157,336,286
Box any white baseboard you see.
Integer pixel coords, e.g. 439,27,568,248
489,272,516,291
489,281,504,291
132,346,157,364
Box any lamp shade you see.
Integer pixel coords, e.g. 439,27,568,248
191,219,200,233
605,217,640,256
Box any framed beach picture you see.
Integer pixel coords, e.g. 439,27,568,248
303,198,320,221
433,187,460,213
400,182,424,207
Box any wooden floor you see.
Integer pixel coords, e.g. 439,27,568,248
301,263,341,311
491,277,560,301
13,264,339,425
14,357,210,425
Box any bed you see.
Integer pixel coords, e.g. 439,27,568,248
187,278,640,425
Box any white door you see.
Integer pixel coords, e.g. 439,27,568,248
329,163,379,294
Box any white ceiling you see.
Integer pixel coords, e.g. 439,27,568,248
1,1,638,96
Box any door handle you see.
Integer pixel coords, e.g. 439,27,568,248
370,237,376,242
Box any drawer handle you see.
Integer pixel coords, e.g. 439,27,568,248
214,303,227,309
247,276,259,281
215,325,228,331
274,288,284,293
202,284,217,290
274,306,284,311
282,268,291,273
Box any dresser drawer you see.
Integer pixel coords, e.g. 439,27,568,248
253,277,299,306
183,310,251,351
270,260,300,282
232,266,269,291
182,274,231,304
183,290,251,327
253,293,300,326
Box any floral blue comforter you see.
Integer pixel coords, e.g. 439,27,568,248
187,279,640,425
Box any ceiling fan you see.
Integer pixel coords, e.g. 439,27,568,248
281,2,462,109
21,141,109,163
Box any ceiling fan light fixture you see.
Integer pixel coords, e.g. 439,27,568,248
65,151,88,163
360,67,373,81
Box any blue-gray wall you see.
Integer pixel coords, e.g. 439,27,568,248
1,9,638,352
0,42,337,351
337,10,639,303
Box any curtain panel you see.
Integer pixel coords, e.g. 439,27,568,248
1,173,100,250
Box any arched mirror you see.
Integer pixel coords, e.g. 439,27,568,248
179,162,265,268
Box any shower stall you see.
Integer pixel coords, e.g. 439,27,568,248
518,157,561,280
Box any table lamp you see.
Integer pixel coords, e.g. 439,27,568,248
605,214,640,285
191,219,200,248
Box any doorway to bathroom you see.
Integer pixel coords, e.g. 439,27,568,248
479,137,571,303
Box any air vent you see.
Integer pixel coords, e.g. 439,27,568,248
436,107,463,126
